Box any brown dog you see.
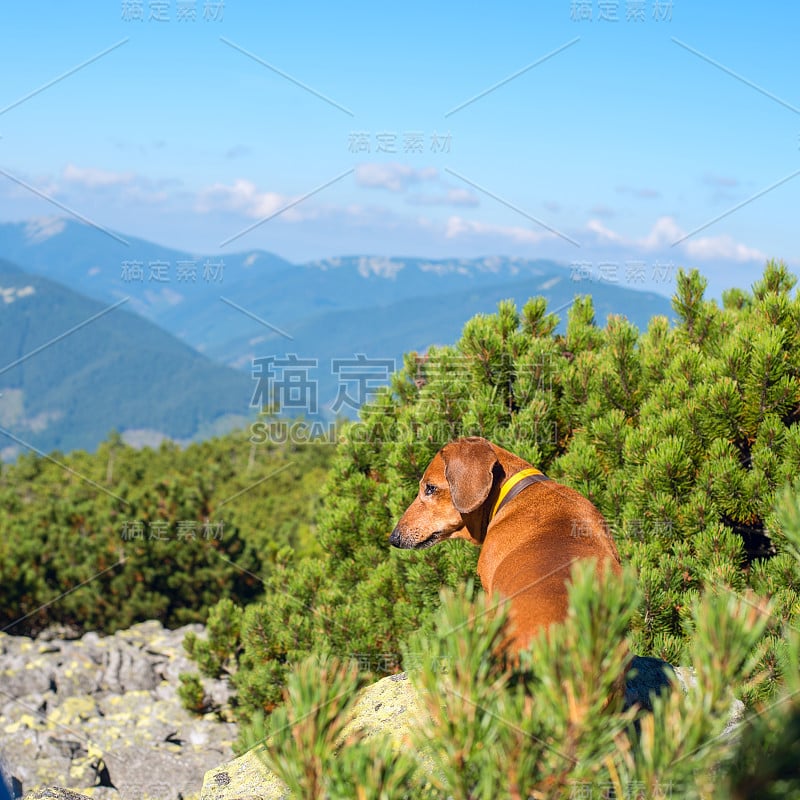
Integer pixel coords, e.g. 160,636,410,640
389,436,622,653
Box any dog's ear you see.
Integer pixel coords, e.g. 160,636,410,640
442,437,497,514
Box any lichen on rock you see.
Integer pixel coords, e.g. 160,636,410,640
2,621,235,800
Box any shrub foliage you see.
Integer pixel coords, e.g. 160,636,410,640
189,262,800,737
0,431,331,635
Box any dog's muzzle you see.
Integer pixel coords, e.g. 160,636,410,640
389,526,445,550
388,527,406,548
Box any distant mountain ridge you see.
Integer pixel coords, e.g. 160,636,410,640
0,257,252,458
0,218,677,454
0,218,675,356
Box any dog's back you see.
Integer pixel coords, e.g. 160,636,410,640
479,478,621,650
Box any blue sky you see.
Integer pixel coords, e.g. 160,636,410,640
1,1,798,297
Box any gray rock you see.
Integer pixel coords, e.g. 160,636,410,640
1,621,235,800
625,656,745,731
6,627,749,800
201,749,289,800
200,658,749,800
22,790,94,800
672,665,746,737
200,671,431,800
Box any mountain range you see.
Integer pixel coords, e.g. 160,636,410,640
0,258,253,459
0,218,676,456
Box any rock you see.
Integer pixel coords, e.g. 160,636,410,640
1,621,236,800
201,749,289,800
624,657,745,732
7,626,748,800
338,672,427,745
200,658,749,799
22,790,94,800
200,672,428,800
673,666,747,737
624,654,676,711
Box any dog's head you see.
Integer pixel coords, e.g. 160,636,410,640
389,436,498,550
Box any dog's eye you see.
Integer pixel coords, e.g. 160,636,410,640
424,483,437,496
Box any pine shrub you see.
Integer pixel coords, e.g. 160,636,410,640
210,261,800,735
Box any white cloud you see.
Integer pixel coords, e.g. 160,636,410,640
685,235,766,262
195,179,289,219
355,162,438,192
639,216,684,249
446,188,478,206
444,216,554,245
586,218,625,244
578,215,766,265
63,163,135,188
636,216,765,262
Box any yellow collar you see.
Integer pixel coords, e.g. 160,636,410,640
490,468,545,521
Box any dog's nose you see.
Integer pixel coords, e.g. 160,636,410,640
389,526,403,548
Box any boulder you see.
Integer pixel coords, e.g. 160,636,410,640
200,748,288,800
200,671,426,800
4,626,748,800
1,621,235,800
199,656,747,799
